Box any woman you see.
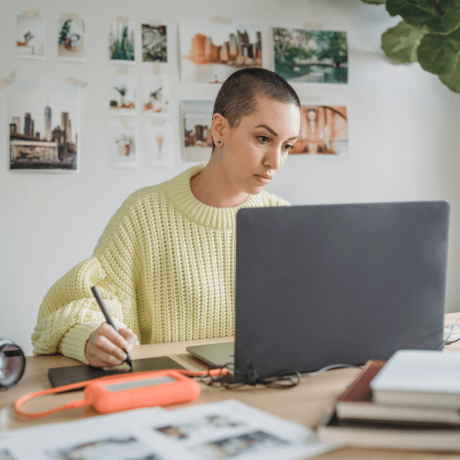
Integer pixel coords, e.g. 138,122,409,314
32,68,301,367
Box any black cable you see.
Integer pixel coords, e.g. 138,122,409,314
445,337,460,346
193,362,360,390
442,317,460,347
193,362,301,390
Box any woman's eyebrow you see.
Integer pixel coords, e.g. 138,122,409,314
255,124,278,137
255,124,298,141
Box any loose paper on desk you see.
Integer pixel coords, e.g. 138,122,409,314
0,400,339,459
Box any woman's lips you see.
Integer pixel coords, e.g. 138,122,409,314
254,174,272,184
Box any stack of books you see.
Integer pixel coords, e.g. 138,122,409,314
318,350,460,452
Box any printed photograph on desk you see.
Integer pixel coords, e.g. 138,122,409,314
141,74,169,117
273,28,348,84
45,434,160,460
290,105,348,156
179,20,262,84
109,21,135,63
192,431,288,459
109,74,137,116
142,24,167,63
144,120,174,168
181,100,213,162
57,15,85,62
15,14,45,59
155,415,246,442
7,80,80,172
109,122,138,168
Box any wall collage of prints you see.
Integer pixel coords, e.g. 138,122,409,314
6,9,350,173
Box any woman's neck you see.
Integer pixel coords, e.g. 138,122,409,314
190,154,248,208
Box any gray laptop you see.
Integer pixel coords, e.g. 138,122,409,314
187,201,450,380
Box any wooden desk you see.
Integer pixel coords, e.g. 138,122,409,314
1,312,460,460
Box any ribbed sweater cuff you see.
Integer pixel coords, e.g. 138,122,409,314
58,322,101,364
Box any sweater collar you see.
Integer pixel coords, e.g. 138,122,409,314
166,163,264,230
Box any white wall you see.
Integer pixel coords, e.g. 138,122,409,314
1,0,459,356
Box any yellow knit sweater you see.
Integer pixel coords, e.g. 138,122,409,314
31,164,289,363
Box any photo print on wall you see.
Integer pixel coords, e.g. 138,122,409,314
7,80,80,172
16,14,45,59
273,28,348,84
109,73,137,116
141,74,169,117
57,15,85,62
109,21,135,63
179,20,262,84
142,24,167,62
144,121,174,168
181,100,214,162
291,105,348,156
109,122,138,168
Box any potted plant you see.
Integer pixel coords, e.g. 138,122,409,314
362,0,460,93
113,85,127,107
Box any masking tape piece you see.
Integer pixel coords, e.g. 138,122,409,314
152,63,161,75
0,71,17,90
300,96,322,104
120,118,129,128
59,13,84,31
117,16,130,24
211,16,232,25
116,67,129,75
59,12,79,22
63,76,87,89
303,21,325,29
151,119,166,126
22,9,39,18
149,19,162,26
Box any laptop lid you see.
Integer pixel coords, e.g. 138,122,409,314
235,201,450,380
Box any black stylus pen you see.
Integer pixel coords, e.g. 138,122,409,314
91,286,133,370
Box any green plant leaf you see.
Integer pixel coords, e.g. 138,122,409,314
382,20,426,63
386,0,460,35
417,27,460,74
439,53,460,92
361,0,386,4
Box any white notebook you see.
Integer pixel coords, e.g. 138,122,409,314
370,350,460,408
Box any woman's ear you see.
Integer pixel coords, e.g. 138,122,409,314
211,113,227,146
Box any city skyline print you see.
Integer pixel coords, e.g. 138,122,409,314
182,100,213,162
273,28,348,84
7,80,80,172
16,14,45,59
179,20,262,84
290,105,348,155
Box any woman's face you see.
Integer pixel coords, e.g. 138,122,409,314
215,97,301,196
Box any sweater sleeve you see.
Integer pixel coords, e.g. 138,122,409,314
32,192,144,363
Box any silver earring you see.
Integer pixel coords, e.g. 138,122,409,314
217,140,221,145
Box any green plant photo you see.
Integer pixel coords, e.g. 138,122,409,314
362,0,460,93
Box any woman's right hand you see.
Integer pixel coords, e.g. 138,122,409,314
85,323,137,367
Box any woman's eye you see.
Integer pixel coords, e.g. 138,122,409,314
258,136,270,144
283,144,293,151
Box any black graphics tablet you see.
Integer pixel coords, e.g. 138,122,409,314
48,356,185,388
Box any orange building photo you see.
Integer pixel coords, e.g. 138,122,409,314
291,105,348,155
180,20,262,84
